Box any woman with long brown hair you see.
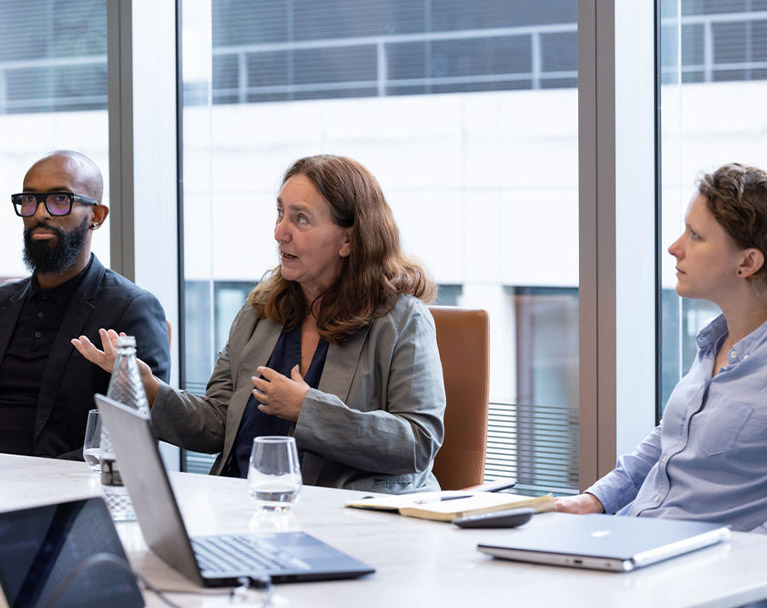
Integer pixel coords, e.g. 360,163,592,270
75,154,446,493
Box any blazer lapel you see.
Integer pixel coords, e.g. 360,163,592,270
220,317,370,471
222,318,283,460
233,318,283,391
300,325,370,485
34,258,105,438
318,324,371,401
0,279,30,358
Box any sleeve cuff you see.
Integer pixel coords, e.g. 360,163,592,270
586,470,639,515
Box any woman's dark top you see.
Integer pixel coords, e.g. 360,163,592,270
228,323,329,477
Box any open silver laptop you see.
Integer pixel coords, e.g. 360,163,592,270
478,512,730,572
95,393,374,587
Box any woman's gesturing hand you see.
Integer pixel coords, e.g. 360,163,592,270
252,365,310,422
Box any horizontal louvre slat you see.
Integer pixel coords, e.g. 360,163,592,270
183,452,217,475
179,379,579,494
484,401,579,495
179,383,219,475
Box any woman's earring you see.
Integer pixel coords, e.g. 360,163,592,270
90,223,98,229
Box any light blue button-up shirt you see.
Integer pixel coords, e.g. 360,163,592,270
588,314,767,533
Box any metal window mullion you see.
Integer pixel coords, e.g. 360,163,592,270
704,20,714,82
108,0,180,469
578,0,657,488
531,32,542,90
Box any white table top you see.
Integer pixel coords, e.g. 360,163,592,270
2,454,766,608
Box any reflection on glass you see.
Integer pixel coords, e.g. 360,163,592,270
0,0,109,279
659,0,767,414
180,0,580,494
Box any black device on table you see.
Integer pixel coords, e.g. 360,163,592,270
0,497,144,608
453,507,535,528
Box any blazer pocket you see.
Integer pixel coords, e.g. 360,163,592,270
700,401,754,457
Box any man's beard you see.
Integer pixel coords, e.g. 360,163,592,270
23,217,90,274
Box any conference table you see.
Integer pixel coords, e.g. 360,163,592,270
2,454,767,608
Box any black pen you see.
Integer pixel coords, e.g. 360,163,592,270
439,494,474,502
414,479,518,504
414,493,473,504
463,478,517,493
440,483,514,500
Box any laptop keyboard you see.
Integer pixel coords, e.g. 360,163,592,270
191,534,308,575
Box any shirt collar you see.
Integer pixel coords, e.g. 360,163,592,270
695,314,727,351
696,312,767,364
30,254,94,306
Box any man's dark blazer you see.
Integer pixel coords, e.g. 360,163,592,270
0,255,170,459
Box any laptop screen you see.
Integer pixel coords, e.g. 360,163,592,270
0,497,144,608
94,392,374,586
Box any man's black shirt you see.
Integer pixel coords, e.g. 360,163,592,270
0,255,170,459
0,262,90,454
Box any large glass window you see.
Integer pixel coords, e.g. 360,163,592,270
659,0,767,412
0,0,109,282
180,0,579,493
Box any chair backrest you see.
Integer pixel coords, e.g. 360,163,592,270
429,306,490,490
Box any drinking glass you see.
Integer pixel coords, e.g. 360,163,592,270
247,436,302,512
82,409,101,473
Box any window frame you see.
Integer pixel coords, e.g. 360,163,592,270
577,0,658,487
108,0,661,486
107,0,180,468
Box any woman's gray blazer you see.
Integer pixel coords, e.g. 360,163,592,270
151,294,446,493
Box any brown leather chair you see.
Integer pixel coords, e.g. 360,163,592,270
429,306,490,490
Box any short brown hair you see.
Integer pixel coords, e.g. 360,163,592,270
698,163,767,285
248,155,436,342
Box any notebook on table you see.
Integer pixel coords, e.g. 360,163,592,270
477,512,730,572
345,491,555,522
94,393,374,587
0,497,144,608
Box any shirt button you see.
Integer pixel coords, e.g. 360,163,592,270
730,350,737,358
653,495,660,502
37,312,44,318
34,331,42,338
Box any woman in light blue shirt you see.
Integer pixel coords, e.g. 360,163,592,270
557,163,767,533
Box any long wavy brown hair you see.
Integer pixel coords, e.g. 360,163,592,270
247,155,436,342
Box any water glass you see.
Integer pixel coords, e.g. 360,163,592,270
247,436,302,512
82,409,101,473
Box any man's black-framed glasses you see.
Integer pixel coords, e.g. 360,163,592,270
11,192,99,217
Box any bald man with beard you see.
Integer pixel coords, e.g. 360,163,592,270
0,150,170,459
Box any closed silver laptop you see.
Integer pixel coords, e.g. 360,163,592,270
478,512,730,572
